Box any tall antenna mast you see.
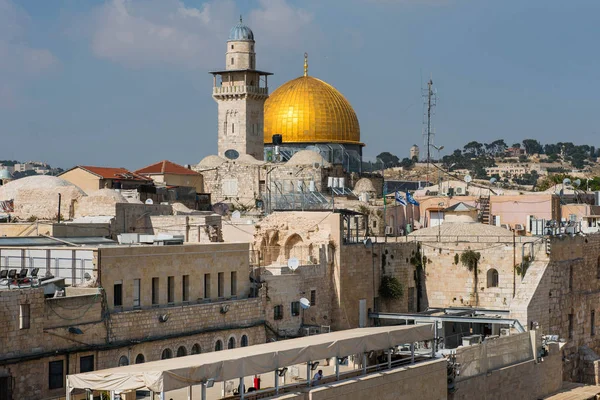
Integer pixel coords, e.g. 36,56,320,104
422,78,437,184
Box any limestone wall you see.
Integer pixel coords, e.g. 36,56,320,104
98,243,251,310
279,359,447,400
452,341,562,400
333,241,417,330
149,214,223,243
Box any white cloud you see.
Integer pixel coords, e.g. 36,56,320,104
0,0,58,108
248,0,314,50
89,0,315,69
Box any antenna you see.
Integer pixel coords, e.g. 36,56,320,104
287,257,300,272
422,77,437,184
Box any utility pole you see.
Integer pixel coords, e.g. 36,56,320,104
423,78,437,184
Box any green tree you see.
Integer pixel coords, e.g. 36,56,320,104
376,152,400,168
522,139,543,155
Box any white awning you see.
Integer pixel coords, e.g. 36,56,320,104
67,325,433,393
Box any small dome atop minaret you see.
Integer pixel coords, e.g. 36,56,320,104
228,16,254,41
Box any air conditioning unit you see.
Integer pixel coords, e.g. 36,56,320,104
461,335,483,346
514,224,525,231
500,328,511,337
385,226,394,235
500,224,509,230
455,187,464,195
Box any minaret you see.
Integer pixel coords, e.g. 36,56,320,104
210,17,272,160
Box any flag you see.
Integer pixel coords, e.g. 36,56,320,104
406,191,419,206
395,191,407,206
0,199,13,212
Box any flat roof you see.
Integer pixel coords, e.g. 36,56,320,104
68,325,434,393
0,236,115,247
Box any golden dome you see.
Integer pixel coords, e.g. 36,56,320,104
264,70,361,145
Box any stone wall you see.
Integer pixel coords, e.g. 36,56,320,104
333,241,417,330
149,214,223,243
262,260,331,337
278,359,447,400
451,340,562,400
98,243,251,310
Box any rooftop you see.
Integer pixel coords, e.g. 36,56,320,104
65,166,152,182
0,236,116,247
135,160,199,176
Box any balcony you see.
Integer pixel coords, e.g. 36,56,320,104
212,85,269,97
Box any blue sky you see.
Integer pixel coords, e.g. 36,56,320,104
1,0,599,169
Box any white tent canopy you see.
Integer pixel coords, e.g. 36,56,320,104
67,325,434,394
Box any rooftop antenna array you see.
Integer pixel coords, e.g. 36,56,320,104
422,77,438,184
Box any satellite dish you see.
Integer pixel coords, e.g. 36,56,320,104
288,257,300,271
489,177,497,185
299,297,311,309
573,179,581,187
563,178,571,186
363,238,373,248
212,202,229,216
232,210,241,219
145,199,154,205
464,175,472,183
224,149,240,160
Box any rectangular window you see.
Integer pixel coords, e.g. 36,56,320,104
274,305,283,320
569,265,574,291
19,304,30,329
291,301,300,316
167,276,175,304
232,123,235,134
310,290,316,306
152,277,159,305
80,355,94,373
592,310,596,336
133,279,141,308
568,313,574,339
182,275,189,302
204,273,211,299
218,272,224,298
48,360,64,390
113,281,123,307
231,57,234,65
230,271,237,297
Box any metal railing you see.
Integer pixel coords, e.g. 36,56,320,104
0,256,94,286
213,85,268,96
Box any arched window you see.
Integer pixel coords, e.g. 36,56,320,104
118,356,129,366
161,348,173,360
487,269,499,288
241,335,249,347
228,337,236,349
135,354,145,364
215,340,223,352
191,344,201,355
177,346,187,357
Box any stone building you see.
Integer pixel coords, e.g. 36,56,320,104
252,211,418,335
0,242,265,400
135,159,204,193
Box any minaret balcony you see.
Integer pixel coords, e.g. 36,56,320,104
213,85,269,97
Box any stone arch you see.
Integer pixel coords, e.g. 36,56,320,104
177,346,187,357
135,353,145,364
264,231,280,265
241,334,249,347
228,336,236,349
215,340,224,351
191,343,201,354
118,355,129,366
284,233,304,261
161,348,173,359
487,268,499,288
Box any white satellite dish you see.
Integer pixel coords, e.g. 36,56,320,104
287,257,300,272
573,179,581,187
489,177,497,185
145,199,154,205
232,210,241,219
563,178,571,186
464,175,472,183
299,297,311,309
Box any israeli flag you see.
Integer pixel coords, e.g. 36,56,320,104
395,191,407,206
406,191,420,206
